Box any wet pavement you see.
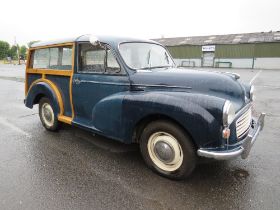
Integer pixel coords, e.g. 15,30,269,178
0,64,279,210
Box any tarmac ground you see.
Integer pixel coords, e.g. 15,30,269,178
0,64,279,210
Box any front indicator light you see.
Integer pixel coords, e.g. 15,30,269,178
222,128,231,139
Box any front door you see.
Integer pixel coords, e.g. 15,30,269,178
202,52,215,67
72,42,130,129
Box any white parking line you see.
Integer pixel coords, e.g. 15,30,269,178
0,117,31,138
255,85,280,89
250,70,262,85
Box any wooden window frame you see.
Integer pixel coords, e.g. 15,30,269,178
26,42,75,77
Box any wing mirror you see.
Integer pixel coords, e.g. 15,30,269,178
89,35,101,47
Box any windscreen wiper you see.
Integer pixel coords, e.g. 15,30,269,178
138,65,173,70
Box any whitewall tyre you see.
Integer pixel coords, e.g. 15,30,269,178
140,120,196,180
39,97,59,131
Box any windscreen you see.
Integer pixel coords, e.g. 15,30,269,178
119,42,174,70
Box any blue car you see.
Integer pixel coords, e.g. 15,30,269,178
24,35,265,179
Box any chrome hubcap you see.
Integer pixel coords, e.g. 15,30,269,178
147,132,183,172
154,141,175,163
42,103,54,127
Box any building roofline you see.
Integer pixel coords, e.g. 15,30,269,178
153,31,280,46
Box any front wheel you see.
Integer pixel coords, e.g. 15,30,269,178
140,120,196,180
39,97,59,131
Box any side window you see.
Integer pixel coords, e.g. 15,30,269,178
79,43,105,73
79,43,122,74
30,46,73,70
61,47,72,70
33,48,50,69
49,48,59,69
106,49,121,74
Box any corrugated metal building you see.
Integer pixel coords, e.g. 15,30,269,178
154,31,280,69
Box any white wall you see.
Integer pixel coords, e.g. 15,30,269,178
254,58,280,69
175,58,253,68
174,59,202,67
214,58,253,69
174,57,280,69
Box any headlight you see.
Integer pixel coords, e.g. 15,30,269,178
249,85,254,101
223,100,235,126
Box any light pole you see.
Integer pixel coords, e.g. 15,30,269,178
17,44,20,65
14,36,20,65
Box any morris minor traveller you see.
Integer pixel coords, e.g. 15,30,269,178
24,35,265,179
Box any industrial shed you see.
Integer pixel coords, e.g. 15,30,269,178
154,31,280,69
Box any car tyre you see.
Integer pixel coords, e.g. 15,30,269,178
140,120,196,180
39,97,59,131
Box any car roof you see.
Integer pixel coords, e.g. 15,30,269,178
31,34,159,48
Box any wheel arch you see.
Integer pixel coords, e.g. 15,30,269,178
123,92,224,148
33,93,46,104
25,81,62,115
132,114,198,148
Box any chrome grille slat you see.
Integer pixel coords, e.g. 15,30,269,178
237,114,251,127
238,123,250,135
238,127,250,138
237,109,251,123
236,107,252,138
237,119,251,136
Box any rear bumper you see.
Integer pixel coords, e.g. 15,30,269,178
197,113,265,160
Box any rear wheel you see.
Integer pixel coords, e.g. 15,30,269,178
140,120,196,180
39,97,59,131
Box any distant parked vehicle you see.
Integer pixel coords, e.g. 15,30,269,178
24,35,265,179
6,57,12,64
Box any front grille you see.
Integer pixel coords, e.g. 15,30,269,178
236,107,252,138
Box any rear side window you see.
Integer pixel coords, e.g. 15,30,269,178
61,47,72,67
49,48,59,67
32,48,50,69
30,46,73,70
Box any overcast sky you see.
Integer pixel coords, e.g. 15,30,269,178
0,0,279,46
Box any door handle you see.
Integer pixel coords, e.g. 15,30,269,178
73,78,81,85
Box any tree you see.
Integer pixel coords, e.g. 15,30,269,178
0,40,10,60
9,45,18,60
20,45,27,59
27,40,40,48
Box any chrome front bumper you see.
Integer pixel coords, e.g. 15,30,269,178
197,113,265,160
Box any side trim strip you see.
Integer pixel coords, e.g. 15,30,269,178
70,44,75,120
79,80,130,86
26,69,72,76
132,84,192,89
29,42,74,50
58,115,72,124
25,49,31,96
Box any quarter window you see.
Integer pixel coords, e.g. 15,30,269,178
30,46,73,70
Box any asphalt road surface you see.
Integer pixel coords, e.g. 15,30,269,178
0,64,279,210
